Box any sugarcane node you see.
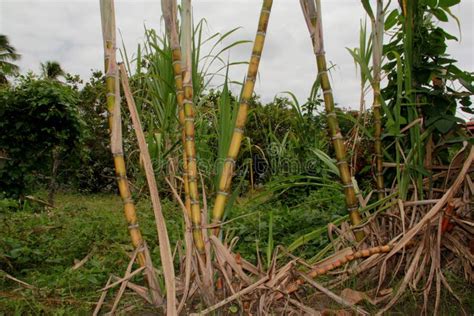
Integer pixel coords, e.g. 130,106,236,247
316,268,325,275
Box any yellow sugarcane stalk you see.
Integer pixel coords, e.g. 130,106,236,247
300,0,363,239
101,2,164,307
161,0,205,252
99,0,148,266
211,0,273,236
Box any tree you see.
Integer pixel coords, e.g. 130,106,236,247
40,61,65,81
0,35,20,85
0,74,82,199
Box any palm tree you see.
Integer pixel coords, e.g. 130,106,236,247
40,61,65,80
0,34,20,85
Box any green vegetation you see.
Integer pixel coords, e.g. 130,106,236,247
0,75,82,199
0,0,473,314
0,35,20,85
0,193,179,314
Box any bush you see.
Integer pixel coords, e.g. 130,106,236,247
0,75,82,198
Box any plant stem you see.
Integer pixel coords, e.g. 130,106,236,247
161,0,206,253
300,0,363,239
99,0,147,266
211,0,273,236
371,0,385,200
120,63,177,315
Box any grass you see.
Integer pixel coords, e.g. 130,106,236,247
0,186,345,314
0,192,183,315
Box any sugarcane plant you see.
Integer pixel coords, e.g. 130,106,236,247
211,0,274,236
99,0,162,306
99,0,146,269
161,1,219,305
361,0,385,200
345,19,373,184
161,0,206,254
300,0,363,238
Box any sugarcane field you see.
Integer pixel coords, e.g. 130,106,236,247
1,0,474,314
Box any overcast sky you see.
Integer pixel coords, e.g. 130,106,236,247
0,0,473,117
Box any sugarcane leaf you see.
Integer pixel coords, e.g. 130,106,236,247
361,0,374,21
311,148,340,176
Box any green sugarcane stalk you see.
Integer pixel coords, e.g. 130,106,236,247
371,0,385,200
300,0,363,240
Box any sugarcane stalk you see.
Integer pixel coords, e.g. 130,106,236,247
276,244,392,299
300,0,363,238
211,0,273,236
180,0,205,252
161,0,205,253
371,0,385,200
99,0,147,266
120,63,177,315
178,0,192,216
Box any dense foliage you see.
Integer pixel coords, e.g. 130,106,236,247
0,75,82,198
379,0,474,199
1,1,473,312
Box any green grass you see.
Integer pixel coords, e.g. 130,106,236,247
0,192,183,315
0,187,344,314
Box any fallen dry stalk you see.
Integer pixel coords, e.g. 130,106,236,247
191,276,269,315
277,245,392,299
298,272,369,315
93,276,112,316
72,249,94,271
2,272,35,290
385,146,473,258
120,63,177,315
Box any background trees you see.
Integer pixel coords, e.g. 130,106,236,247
0,75,82,199
40,61,65,81
0,35,20,86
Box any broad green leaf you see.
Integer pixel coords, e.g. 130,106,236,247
384,9,399,31
431,8,449,21
438,0,460,8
